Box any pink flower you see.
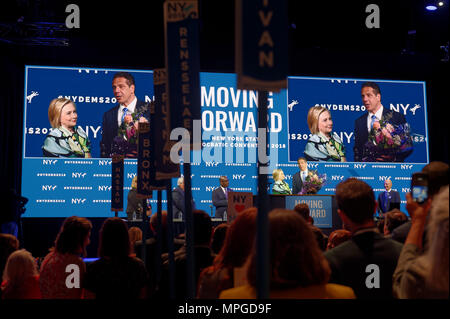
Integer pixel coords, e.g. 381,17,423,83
387,138,394,145
381,128,392,140
386,123,394,132
376,133,383,144
126,126,136,139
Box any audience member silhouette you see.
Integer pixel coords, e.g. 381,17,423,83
84,217,148,299
209,223,229,257
326,229,352,250
220,209,355,299
0,234,19,288
294,203,327,251
393,186,449,299
158,210,214,299
1,249,41,299
134,211,184,297
391,161,449,243
197,208,257,299
324,178,403,299
39,216,92,299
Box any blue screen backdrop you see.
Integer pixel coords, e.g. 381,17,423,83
21,66,428,221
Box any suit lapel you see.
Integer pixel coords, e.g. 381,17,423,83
111,105,120,136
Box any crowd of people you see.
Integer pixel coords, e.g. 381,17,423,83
0,162,448,300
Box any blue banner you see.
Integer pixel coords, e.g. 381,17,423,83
152,68,180,179
137,122,155,196
236,0,288,91
111,155,124,211
164,0,201,143
285,195,333,228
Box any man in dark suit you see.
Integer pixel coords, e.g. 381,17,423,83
324,178,403,299
353,82,412,162
212,176,231,220
292,157,308,195
100,72,149,158
377,179,401,217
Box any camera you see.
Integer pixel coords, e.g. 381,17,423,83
411,172,428,204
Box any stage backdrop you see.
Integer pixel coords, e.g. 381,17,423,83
21,66,428,222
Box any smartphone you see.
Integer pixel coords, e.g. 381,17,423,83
411,172,428,204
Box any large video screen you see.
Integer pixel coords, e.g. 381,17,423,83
22,66,428,218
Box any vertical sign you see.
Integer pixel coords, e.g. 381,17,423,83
164,0,201,146
111,154,124,211
152,68,180,179
137,122,155,197
235,0,288,91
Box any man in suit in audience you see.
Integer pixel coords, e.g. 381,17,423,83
212,176,231,220
292,157,308,195
377,179,401,217
100,72,149,158
353,82,412,162
324,178,403,299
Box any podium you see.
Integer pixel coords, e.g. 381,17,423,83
253,194,341,235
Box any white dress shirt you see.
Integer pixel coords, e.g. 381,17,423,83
221,186,228,197
117,97,138,126
301,169,309,182
366,105,384,132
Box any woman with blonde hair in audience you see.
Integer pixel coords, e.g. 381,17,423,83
128,226,143,257
197,208,257,298
1,249,41,299
220,209,355,299
39,216,92,299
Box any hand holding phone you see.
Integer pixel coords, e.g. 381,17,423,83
411,172,428,204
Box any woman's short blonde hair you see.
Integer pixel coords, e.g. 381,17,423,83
307,106,330,135
48,98,76,128
272,169,283,181
131,176,138,189
128,227,143,244
2,249,38,283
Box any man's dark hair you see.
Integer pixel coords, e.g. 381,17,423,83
361,82,381,96
421,161,449,197
335,178,376,224
98,217,130,258
193,210,212,245
297,157,307,162
113,72,135,87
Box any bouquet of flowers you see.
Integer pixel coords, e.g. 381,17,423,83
111,106,149,157
299,170,327,195
363,113,413,162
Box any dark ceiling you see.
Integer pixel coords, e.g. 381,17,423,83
1,0,448,78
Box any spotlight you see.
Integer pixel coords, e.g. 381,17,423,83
438,1,444,6
426,5,438,10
